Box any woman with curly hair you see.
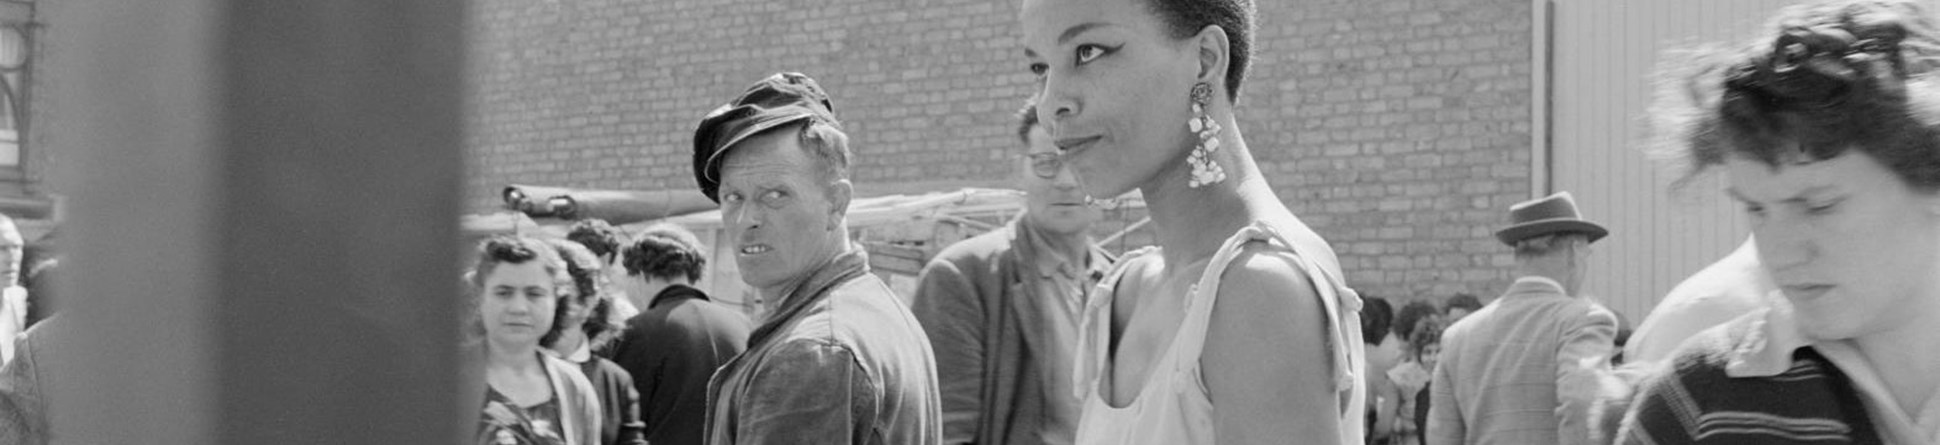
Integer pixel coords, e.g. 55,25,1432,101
466,236,602,445
1618,1,1940,443
541,239,646,445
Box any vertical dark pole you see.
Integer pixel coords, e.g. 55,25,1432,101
45,0,467,443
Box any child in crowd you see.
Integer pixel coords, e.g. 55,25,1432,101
1386,317,1443,445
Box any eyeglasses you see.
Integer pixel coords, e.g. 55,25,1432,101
1023,152,1063,179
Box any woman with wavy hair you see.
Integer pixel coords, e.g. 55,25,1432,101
466,236,602,445
1019,0,1366,443
1618,1,1940,443
541,239,645,445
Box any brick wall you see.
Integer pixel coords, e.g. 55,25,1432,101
466,0,1535,302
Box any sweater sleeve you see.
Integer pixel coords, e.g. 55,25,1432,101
1614,365,1701,445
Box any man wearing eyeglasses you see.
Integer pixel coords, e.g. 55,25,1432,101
910,102,1114,445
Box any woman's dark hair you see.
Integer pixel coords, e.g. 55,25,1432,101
1445,293,1483,313
622,223,708,283
1654,0,1940,190
1361,296,1393,344
566,219,624,263
1393,300,1441,342
1143,0,1256,100
1409,317,1445,361
541,239,624,349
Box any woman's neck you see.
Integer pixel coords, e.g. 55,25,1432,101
549,329,587,360
486,337,543,374
1139,123,1289,268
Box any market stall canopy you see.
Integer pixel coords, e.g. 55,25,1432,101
502,184,715,225
658,187,1027,230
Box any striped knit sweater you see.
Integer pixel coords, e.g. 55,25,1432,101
1616,315,1881,445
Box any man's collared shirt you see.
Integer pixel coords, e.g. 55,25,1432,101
1510,276,1567,295
1018,220,1110,445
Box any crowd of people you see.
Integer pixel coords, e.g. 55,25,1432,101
5,0,1940,444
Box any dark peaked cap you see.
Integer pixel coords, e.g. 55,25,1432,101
692,72,841,203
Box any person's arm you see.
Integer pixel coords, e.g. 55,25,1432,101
1426,341,1463,445
1370,367,1398,441
1555,306,1619,445
1612,366,1699,445
609,364,649,445
1586,363,1652,445
1201,248,1342,444
909,256,986,445
734,339,869,445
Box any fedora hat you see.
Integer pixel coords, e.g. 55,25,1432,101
1495,191,1608,245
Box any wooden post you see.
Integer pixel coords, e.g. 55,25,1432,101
43,0,466,443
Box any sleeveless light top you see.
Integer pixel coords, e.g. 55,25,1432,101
1071,222,1366,445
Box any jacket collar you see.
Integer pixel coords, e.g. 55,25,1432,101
1506,276,1568,297
1723,291,1815,378
648,283,710,309
744,246,870,349
1008,215,1110,283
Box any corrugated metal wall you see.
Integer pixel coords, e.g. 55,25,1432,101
1548,0,1796,323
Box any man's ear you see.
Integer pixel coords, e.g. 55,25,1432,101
827,179,853,230
1194,24,1230,88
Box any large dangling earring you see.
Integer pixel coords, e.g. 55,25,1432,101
1186,82,1226,188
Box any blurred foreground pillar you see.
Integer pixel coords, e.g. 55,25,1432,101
42,0,466,443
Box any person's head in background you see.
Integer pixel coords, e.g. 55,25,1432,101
1652,0,1940,342
1409,318,1445,370
620,222,708,310
693,73,856,301
541,239,624,355
1444,293,1482,325
1016,101,1103,236
1361,296,1394,345
1392,300,1443,344
0,214,22,287
466,236,569,349
567,219,626,288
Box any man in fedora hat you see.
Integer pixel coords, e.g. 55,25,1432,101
1426,191,1619,445
691,72,941,445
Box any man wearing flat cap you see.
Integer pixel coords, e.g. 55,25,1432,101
1426,192,1618,445
692,72,942,445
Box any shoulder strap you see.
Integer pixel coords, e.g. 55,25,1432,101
1171,222,1363,398
1070,246,1159,400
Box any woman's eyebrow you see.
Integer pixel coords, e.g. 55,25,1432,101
1059,22,1113,45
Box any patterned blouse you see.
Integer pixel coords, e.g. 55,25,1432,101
478,386,567,445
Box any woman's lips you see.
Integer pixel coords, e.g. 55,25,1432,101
1055,135,1101,156
1781,284,1834,302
